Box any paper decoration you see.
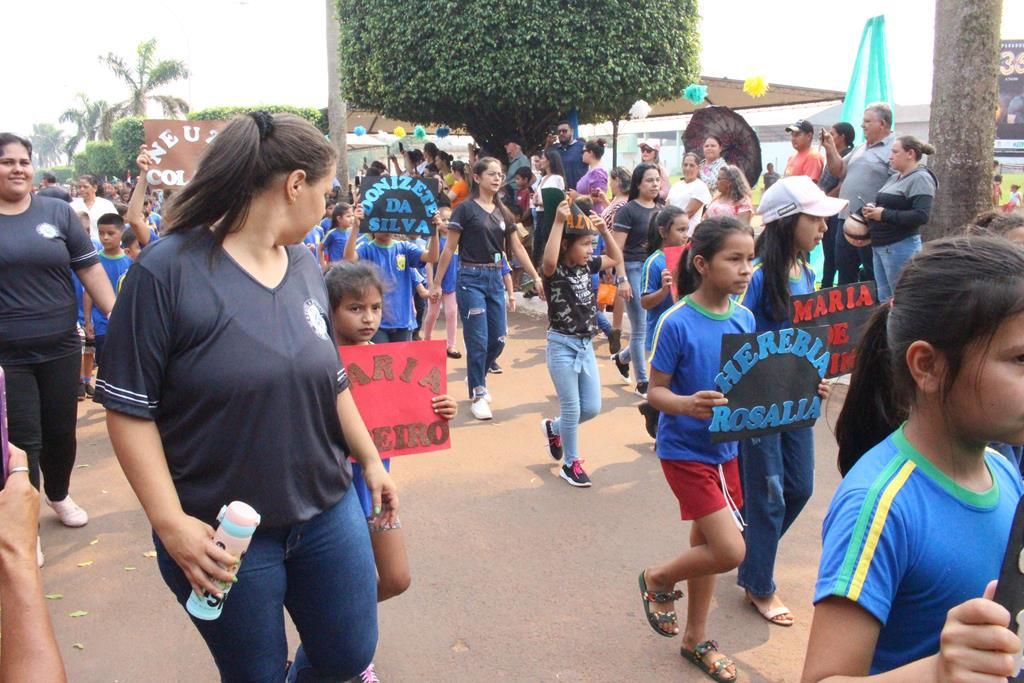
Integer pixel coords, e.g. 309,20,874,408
629,99,651,120
683,84,708,105
354,125,366,136
742,76,769,98
414,125,426,139
435,126,450,138
394,126,407,138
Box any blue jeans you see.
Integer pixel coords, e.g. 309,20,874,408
371,327,413,344
456,266,507,397
546,331,602,464
155,489,378,682
737,428,814,597
624,261,648,383
872,234,922,303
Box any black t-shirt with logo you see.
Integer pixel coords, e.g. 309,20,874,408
0,195,99,364
544,255,604,337
448,199,514,265
95,230,352,527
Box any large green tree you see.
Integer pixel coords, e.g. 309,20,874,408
100,38,190,119
60,93,114,162
30,123,66,168
335,0,700,155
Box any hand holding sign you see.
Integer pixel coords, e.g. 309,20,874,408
685,391,729,420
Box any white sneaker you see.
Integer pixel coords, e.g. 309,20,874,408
37,536,44,568
482,389,492,404
470,397,493,420
47,495,89,527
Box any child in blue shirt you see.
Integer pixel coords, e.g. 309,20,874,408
84,214,131,370
734,176,846,627
322,203,367,268
343,218,440,343
638,216,757,681
803,236,1024,680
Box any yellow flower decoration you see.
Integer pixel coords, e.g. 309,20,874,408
394,126,407,138
742,76,769,98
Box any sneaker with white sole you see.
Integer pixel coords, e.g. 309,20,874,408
612,352,630,381
47,495,89,527
37,535,44,568
560,460,592,487
540,419,563,460
470,397,493,420
634,381,649,400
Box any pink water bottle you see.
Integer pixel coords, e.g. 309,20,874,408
185,501,261,620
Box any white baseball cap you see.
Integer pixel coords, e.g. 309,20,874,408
757,175,848,223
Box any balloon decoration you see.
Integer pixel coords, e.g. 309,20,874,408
414,125,426,139
394,126,407,138
435,127,450,138
353,125,366,136
742,76,769,98
683,83,708,106
629,99,651,120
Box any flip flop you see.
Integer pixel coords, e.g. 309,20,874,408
638,570,682,637
745,592,794,627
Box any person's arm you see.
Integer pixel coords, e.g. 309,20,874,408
0,445,67,683
877,194,934,229
106,412,237,597
592,213,621,272
503,271,515,312
684,197,704,219
610,231,632,300
429,229,459,302
421,230,440,265
508,227,545,300
801,588,1019,682
821,129,848,180
737,210,752,226
126,147,152,246
335,388,398,525
542,200,570,277
647,368,727,417
343,225,360,263
641,268,672,310
77,263,116,317
83,292,95,340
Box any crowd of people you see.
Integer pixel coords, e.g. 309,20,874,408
0,101,1023,682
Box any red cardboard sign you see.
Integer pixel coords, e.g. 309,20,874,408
341,340,450,457
790,282,878,378
663,245,687,297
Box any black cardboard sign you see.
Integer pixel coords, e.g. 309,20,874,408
358,175,439,235
709,326,830,443
790,282,878,378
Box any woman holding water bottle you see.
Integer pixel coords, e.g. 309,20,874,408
96,112,395,682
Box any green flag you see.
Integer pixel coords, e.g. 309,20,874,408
841,15,895,145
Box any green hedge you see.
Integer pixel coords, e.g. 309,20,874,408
38,166,74,184
188,106,327,134
73,140,122,180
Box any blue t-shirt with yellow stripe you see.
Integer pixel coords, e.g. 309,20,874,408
641,250,675,353
737,258,816,332
649,296,755,464
814,427,1023,674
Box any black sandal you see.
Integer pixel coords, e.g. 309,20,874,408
638,570,682,637
682,640,737,682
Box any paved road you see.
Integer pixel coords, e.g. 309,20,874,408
47,307,847,682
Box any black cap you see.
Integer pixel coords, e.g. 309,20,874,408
785,119,813,134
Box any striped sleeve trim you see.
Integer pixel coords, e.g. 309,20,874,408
70,248,99,263
832,455,915,600
640,251,662,293
648,298,688,362
95,379,159,409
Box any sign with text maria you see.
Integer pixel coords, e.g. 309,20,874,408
709,326,829,443
341,340,449,457
143,119,228,189
358,175,439,236
790,282,878,378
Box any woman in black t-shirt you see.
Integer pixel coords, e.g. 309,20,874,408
429,157,544,421
611,163,661,399
96,114,393,682
0,132,116,567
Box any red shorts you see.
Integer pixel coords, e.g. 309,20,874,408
660,458,743,521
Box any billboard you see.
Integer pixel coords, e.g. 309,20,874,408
997,40,1024,157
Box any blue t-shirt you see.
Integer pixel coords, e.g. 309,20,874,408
439,237,458,294
356,240,426,329
147,212,162,234
303,226,324,263
737,259,816,332
649,297,755,464
591,235,606,291
320,217,331,231
323,228,368,263
814,427,1023,674
641,250,675,354
92,252,133,336
73,238,104,325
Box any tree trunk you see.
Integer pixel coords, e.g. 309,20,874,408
326,0,349,200
926,0,1002,238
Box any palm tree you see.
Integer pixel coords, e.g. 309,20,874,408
30,124,67,168
100,38,190,119
60,93,114,162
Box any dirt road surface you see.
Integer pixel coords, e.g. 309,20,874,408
47,307,846,682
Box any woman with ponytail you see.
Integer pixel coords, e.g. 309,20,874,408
575,138,609,212
96,113,392,681
803,236,1024,680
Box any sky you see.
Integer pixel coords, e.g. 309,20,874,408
4,0,1019,140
